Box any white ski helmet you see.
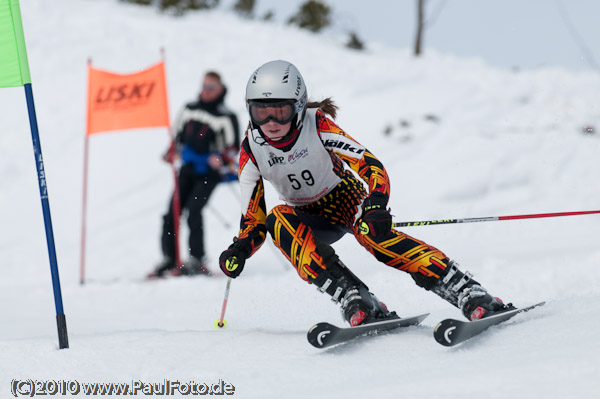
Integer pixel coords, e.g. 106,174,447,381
245,60,308,132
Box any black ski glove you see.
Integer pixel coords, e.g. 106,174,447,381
219,238,251,278
359,193,392,237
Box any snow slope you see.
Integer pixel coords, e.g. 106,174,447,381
1,1,599,398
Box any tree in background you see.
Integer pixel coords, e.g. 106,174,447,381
346,31,364,51
159,0,220,13
233,0,255,18
288,0,331,33
120,0,220,15
414,0,425,56
262,10,275,21
120,0,152,6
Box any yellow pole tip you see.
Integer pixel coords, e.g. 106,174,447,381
214,319,227,329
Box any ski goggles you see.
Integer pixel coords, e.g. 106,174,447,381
248,100,297,125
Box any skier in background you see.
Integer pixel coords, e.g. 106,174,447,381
219,60,514,326
150,71,240,278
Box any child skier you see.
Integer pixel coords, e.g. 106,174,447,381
219,60,514,326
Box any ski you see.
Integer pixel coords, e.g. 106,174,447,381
145,267,220,280
433,301,545,347
307,313,429,349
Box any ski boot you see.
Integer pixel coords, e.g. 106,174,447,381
458,285,515,321
426,260,514,321
175,257,212,276
147,258,176,278
340,285,399,326
311,242,398,327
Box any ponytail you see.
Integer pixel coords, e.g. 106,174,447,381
307,97,338,119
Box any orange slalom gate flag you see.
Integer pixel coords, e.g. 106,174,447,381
86,61,169,135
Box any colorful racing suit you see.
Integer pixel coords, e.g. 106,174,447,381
233,108,450,286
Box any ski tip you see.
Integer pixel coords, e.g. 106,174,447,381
512,301,546,315
415,313,430,323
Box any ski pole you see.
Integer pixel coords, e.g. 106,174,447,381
392,210,600,228
214,277,232,329
207,203,232,229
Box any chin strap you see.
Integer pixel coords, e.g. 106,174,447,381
250,127,268,146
